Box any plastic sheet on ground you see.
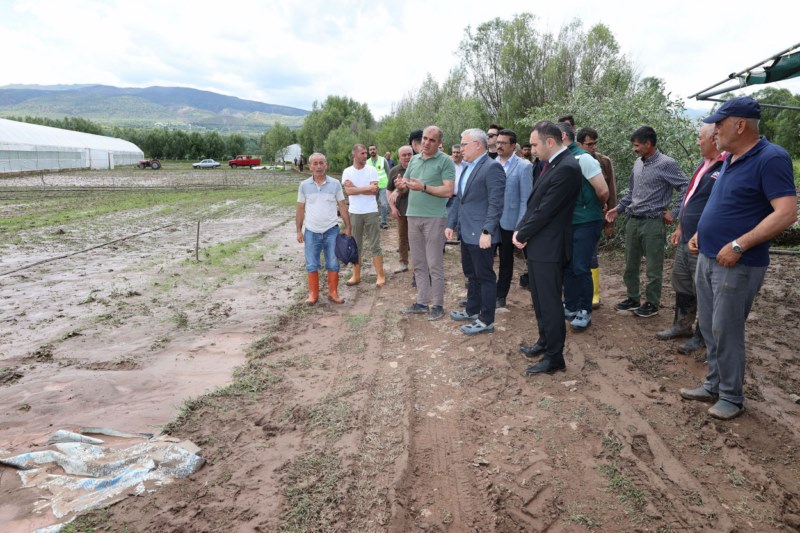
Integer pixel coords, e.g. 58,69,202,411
0,428,204,532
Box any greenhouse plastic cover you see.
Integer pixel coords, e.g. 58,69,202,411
0,118,142,153
0,428,204,532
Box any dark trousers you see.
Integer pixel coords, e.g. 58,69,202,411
563,220,602,312
528,259,566,361
496,228,515,299
461,242,497,325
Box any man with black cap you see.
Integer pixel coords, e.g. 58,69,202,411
680,96,796,420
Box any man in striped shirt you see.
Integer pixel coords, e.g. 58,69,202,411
605,126,689,318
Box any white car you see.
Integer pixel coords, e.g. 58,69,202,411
192,159,220,169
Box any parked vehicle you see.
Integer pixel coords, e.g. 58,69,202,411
193,159,221,169
228,155,261,168
137,159,161,170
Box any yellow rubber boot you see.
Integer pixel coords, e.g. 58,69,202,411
373,256,386,287
306,271,319,305
346,260,361,286
591,268,601,309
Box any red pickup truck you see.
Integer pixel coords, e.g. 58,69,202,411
228,155,261,168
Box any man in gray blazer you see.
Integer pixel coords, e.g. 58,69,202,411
446,128,506,335
495,128,533,308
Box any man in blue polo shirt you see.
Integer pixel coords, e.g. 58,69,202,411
680,96,796,420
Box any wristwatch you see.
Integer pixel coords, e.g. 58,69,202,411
731,239,744,254
482,229,490,235
423,184,427,193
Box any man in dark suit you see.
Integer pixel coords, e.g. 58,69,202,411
513,121,583,374
446,128,506,335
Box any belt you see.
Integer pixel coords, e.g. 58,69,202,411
628,213,661,220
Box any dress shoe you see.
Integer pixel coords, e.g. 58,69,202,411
519,342,546,357
526,358,566,375
496,297,506,308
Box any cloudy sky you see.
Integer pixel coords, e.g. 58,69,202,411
1,0,798,119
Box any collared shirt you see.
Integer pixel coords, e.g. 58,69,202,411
460,152,488,195
616,150,689,219
297,176,345,233
405,150,456,218
698,137,796,266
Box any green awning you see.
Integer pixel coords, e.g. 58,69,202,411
691,43,800,105
739,47,800,86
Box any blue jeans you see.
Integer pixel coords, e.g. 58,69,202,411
378,189,389,225
696,253,765,406
563,220,602,312
304,226,340,273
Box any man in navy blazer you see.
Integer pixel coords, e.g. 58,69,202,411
446,128,506,335
513,121,582,374
495,128,533,308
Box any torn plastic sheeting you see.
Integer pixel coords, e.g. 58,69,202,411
47,429,105,445
0,430,204,522
80,427,154,439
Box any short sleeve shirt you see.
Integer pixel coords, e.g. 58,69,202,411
698,137,796,266
405,151,456,218
297,176,345,233
342,165,379,214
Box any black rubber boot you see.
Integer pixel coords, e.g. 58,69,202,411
656,292,695,340
678,326,706,354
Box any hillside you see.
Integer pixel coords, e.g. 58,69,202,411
0,84,308,133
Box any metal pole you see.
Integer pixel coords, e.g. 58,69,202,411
689,42,800,100
195,221,200,262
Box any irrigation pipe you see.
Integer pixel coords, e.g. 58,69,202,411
0,222,181,278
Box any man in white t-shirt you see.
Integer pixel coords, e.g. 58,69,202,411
342,144,385,287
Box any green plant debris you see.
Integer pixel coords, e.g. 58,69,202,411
598,463,645,509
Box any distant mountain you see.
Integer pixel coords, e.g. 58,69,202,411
0,84,308,133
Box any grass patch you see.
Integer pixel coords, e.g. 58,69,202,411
728,469,747,487
279,451,345,532
61,508,116,532
170,310,189,329
567,508,602,529
0,185,296,237
601,432,623,456
598,463,646,509
344,313,370,332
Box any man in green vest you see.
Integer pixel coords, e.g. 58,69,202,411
557,122,608,330
368,145,392,229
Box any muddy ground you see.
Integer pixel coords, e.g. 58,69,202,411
1,168,800,532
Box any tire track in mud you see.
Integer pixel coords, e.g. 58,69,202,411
389,316,499,532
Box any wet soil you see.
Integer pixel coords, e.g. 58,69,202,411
2,169,800,532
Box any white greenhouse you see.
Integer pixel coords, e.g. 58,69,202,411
0,118,144,173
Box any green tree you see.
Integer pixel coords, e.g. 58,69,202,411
526,78,697,244
227,133,247,159
297,96,374,156
322,124,361,171
376,69,489,152
749,87,800,157
260,122,295,162
205,132,226,160
459,14,634,131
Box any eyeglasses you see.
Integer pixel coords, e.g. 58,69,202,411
495,141,512,146
487,133,498,138
583,141,598,147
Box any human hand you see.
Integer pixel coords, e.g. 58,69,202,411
479,233,491,249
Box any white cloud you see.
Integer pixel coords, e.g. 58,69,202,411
1,0,798,118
